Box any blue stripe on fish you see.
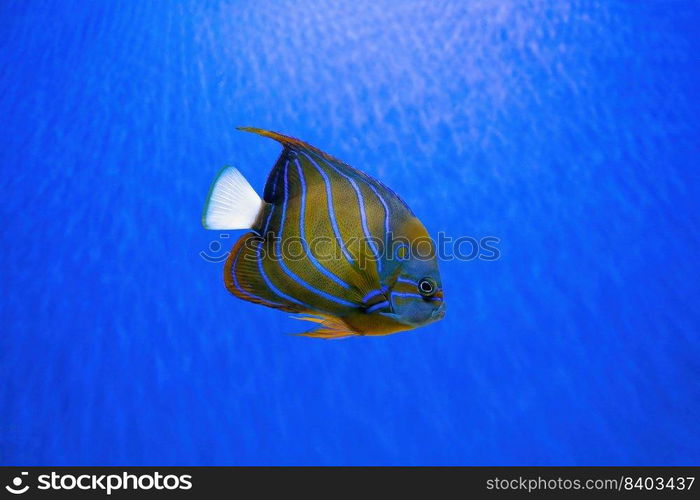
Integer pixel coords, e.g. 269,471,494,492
391,291,443,302
298,151,355,265
273,161,356,308
261,167,281,235
295,158,353,290
255,239,309,309
396,277,419,287
362,289,385,303
365,300,390,314
231,239,285,308
309,151,381,272
366,182,390,247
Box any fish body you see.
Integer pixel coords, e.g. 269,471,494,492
203,128,444,338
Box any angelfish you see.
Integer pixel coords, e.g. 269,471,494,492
202,128,445,338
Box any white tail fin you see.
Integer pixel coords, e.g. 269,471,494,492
202,167,263,230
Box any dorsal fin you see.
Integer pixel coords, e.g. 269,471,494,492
237,127,346,166
238,126,414,217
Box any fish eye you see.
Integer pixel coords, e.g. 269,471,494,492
418,278,437,297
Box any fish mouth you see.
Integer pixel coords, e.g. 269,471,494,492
431,301,446,321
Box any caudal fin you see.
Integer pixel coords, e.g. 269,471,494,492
202,167,263,230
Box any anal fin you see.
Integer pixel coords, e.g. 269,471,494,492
291,315,359,340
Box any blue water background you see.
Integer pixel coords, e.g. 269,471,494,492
1,0,699,465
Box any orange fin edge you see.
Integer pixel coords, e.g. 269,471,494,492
290,315,360,340
237,126,343,165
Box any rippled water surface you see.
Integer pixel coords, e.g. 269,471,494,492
1,0,699,464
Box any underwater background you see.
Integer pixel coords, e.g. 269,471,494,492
1,0,699,465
